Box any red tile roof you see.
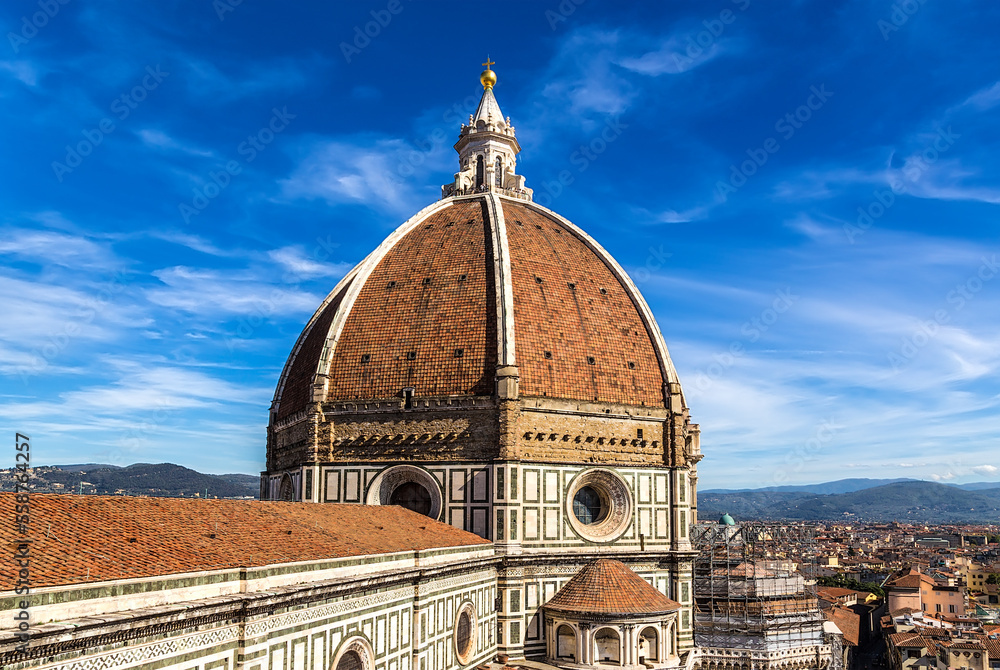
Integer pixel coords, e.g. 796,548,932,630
0,493,490,590
826,606,861,646
543,559,681,616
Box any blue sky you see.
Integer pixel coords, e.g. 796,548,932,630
2,0,999,488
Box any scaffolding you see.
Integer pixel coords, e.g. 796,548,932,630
691,521,827,653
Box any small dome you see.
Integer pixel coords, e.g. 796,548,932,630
719,513,736,526
543,559,681,616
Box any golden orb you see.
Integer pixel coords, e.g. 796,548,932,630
480,68,497,89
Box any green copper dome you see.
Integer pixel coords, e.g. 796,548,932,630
719,513,736,526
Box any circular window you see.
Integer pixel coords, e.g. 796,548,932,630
565,469,632,543
366,465,443,520
389,482,432,516
453,602,477,665
572,485,608,525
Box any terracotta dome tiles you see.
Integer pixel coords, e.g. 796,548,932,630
325,199,496,401
274,195,671,417
503,201,665,407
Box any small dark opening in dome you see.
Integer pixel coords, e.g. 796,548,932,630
514,220,523,226
627,361,636,370
535,224,543,230
386,281,396,289
637,428,644,439
454,348,464,358
544,351,552,359
567,282,576,290
587,356,596,365
422,277,432,285
360,354,371,364
407,351,417,360
458,274,467,282
599,287,608,295
534,276,543,284
445,221,454,227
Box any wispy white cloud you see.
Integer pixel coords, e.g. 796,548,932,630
268,246,353,281
0,227,118,268
0,60,40,87
146,266,319,316
278,137,430,215
136,129,214,157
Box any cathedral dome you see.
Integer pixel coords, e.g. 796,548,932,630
268,64,699,475
272,193,683,419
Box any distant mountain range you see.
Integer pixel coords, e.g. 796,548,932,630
699,480,1000,523
0,463,259,499
702,477,1000,495
7,466,999,522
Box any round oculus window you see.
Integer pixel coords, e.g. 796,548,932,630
365,465,443,520
572,485,607,525
565,469,632,543
389,481,432,516
453,602,477,665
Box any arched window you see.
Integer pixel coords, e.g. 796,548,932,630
336,651,363,670
475,155,485,188
594,627,621,665
278,474,295,502
495,157,503,187
332,636,374,670
557,624,577,660
640,626,659,662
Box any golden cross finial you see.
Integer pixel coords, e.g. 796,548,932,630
480,56,497,89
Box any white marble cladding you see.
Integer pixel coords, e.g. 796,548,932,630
22,568,497,670
316,462,692,547
0,545,493,630
496,563,694,661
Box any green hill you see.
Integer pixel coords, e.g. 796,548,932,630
1,463,259,499
699,481,1000,523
